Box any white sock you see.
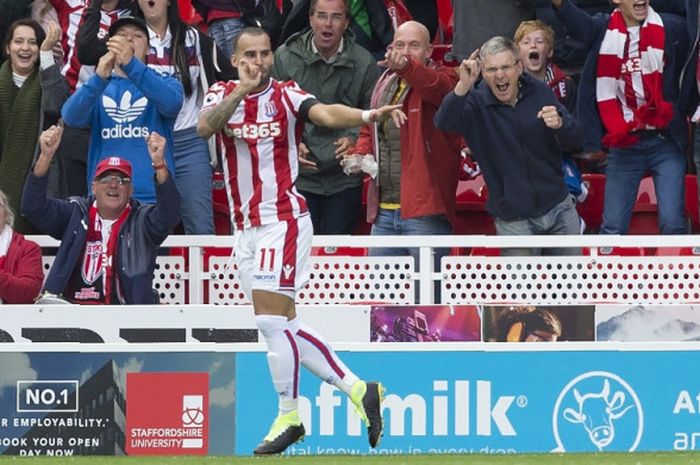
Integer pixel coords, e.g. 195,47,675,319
255,315,299,415
288,317,359,396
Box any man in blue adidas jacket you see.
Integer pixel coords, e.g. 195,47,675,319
62,15,183,204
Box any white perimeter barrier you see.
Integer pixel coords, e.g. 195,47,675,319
31,234,700,306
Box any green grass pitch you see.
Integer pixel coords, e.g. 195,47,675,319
2,452,700,465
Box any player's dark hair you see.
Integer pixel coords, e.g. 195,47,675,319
232,27,270,54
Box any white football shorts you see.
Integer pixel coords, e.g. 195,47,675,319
233,214,312,299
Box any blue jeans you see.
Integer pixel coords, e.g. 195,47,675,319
300,186,363,235
494,194,581,256
601,133,686,235
369,208,452,267
693,126,700,221
173,127,215,234
207,17,244,59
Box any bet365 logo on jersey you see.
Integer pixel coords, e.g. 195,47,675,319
225,122,281,140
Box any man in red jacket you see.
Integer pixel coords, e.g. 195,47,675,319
349,20,461,281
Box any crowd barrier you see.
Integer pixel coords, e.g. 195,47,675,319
31,234,700,306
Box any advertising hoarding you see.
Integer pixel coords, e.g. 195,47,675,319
0,353,235,456
236,350,700,455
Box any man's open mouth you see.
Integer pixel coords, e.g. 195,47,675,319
633,1,648,14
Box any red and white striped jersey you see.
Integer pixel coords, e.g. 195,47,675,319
202,78,313,230
50,0,126,91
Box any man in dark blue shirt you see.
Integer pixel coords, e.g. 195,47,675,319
435,36,583,255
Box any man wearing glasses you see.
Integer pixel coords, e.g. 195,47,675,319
435,36,583,256
272,0,379,235
21,126,181,305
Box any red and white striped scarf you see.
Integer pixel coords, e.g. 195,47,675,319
68,201,130,304
595,7,673,148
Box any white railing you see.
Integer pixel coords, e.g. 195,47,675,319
30,234,700,305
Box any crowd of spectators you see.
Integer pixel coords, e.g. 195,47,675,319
1,0,700,304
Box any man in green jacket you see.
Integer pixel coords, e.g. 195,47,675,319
272,0,379,234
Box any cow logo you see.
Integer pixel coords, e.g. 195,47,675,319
552,371,643,452
103,91,148,123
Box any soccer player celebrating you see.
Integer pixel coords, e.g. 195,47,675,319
197,27,404,455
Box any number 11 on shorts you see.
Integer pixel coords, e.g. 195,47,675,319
258,247,276,272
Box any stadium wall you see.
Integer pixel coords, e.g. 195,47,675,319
2,235,700,456
0,345,699,456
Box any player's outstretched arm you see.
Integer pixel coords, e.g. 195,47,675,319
308,103,406,129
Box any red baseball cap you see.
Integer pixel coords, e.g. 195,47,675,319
94,156,133,180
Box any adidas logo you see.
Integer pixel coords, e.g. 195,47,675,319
103,91,148,123
101,124,150,139
101,91,150,139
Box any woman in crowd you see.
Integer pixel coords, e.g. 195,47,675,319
0,189,43,304
0,18,68,233
137,0,235,234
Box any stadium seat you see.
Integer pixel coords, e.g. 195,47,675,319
212,171,231,235
178,0,195,22
431,44,455,66
435,0,454,44
655,247,700,256
448,247,469,256
311,246,369,256
469,247,500,256
577,173,605,233
582,246,646,256
628,176,659,234
455,175,488,203
353,177,372,235
453,176,496,235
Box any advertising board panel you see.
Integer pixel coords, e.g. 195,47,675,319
236,350,700,455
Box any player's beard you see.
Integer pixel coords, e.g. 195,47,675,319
255,69,272,92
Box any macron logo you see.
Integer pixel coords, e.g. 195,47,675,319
103,91,148,123
282,264,294,279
